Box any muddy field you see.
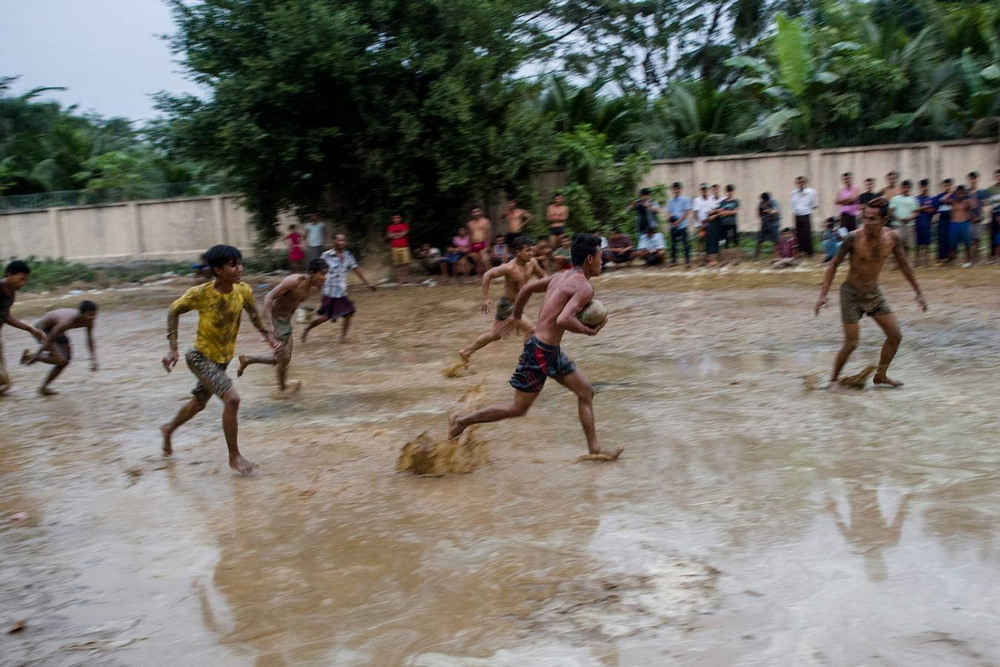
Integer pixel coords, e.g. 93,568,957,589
2,264,1000,665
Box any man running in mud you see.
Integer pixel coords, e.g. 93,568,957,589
302,233,376,343
1,260,45,395
237,258,328,393
815,197,927,388
458,236,546,364
160,244,273,475
450,233,623,461
21,300,98,395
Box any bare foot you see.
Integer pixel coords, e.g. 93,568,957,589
160,424,173,457
448,412,466,439
38,387,58,396
873,374,904,387
458,349,471,364
229,455,257,476
237,355,250,377
287,379,302,395
575,446,625,463
20,349,32,365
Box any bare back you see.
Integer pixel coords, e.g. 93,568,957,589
533,270,594,346
269,274,316,319
35,308,88,333
841,229,900,290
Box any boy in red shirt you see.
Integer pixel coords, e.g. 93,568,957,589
386,214,412,284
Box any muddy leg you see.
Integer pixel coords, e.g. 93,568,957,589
237,353,275,377
871,313,903,387
340,313,353,343
830,322,859,383
160,394,209,456
459,321,506,363
560,370,623,460
275,338,292,392
301,315,328,343
38,345,69,395
448,389,538,438
220,387,255,474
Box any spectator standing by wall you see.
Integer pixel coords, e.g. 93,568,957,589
932,179,953,262
285,224,305,273
790,176,818,257
628,188,661,236
858,177,879,209
667,182,692,267
754,192,781,260
303,214,327,263
967,171,989,265
988,169,1000,262
692,183,718,264
914,179,935,267
386,214,412,284
888,180,919,254
716,184,741,266
836,172,860,232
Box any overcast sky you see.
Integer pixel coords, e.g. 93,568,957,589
0,0,202,122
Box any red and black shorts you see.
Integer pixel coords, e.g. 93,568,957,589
509,335,576,393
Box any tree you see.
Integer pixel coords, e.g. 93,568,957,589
158,0,557,246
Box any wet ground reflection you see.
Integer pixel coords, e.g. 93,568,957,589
2,270,1000,664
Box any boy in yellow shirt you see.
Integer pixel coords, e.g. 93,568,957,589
160,245,273,474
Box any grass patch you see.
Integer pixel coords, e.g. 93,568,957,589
12,256,193,292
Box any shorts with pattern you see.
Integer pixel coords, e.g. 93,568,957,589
509,335,576,393
186,348,233,401
495,297,514,321
840,282,892,325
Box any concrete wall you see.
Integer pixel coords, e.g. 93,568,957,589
638,139,998,228
1,139,997,264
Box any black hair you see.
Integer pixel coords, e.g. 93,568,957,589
842,172,852,178
79,300,98,313
783,227,794,233
902,179,912,187
203,245,243,269
824,218,835,226
570,233,601,266
941,178,953,185
968,171,978,179
639,187,651,196
671,181,681,189
865,197,890,218
307,258,328,273
919,178,929,187
511,236,533,251
759,192,771,201
725,184,735,192
4,260,30,276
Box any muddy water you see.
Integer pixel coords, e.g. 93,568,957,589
3,268,1000,665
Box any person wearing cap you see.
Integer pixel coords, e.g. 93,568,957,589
627,187,661,236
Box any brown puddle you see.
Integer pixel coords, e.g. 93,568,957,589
2,267,1000,664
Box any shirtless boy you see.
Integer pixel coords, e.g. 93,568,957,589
21,300,98,395
467,207,493,275
449,233,623,461
237,258,328,392
546,193,569,247
161,244,273,475
815,197,927,388
458,236,546,364
1,260,45,395
503,199,533,247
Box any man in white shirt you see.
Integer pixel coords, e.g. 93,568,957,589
635,228,666,266
790,176,819,257
692,183,719,264
303,214,327,263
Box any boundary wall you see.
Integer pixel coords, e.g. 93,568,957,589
1,139,997,264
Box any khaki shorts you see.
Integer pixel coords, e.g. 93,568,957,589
840,282,892,325
391,246,411,266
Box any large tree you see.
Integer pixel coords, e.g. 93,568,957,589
158,0,557,245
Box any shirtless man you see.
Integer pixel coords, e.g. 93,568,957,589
449,233,623,461
503,199,533,247
815,197,927,388
21,300,98,395
546,193,570,247
467,207,492,275
458,236,546,364
237,258,328,392
1,260,45,395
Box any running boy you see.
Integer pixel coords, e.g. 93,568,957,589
160,244,272,475
21,300,99,395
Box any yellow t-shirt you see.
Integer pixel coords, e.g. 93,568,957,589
170,281,260,364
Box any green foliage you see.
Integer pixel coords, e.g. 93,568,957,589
556,124,651,232
18,257,96,290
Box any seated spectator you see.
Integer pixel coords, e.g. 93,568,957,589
491,235,511,266
772,228,799,268
441,229,473,282
590,228,609,250
635,228,667,266
603,228,634,267
552,236,573,270
416,243,443,274
820,217,842,263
